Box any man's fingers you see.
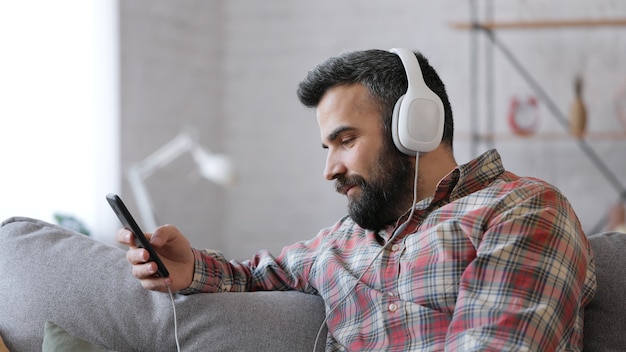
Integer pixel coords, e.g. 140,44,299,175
115,228,133,245
140,277,170,292
131,261,157,278
150,225,175,248
125,247,150,265
128,263,170,292
116,228,154,247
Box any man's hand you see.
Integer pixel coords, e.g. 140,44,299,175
116,225,195,292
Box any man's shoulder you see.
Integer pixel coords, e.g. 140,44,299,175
466,171,572,211
504,172,565,195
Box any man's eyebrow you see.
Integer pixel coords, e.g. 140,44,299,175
322,126,356,149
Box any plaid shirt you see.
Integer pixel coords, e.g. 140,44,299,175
183,149,596,351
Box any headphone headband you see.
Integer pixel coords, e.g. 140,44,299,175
389,48,429,97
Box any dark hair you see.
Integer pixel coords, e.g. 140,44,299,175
296,49,453,147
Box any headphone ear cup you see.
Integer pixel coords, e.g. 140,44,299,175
389,48,444,155
392,94,442,155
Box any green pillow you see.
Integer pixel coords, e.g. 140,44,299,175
42,322,115,352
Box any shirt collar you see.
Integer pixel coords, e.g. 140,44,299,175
381,149,505,239
413,149,506,209
447,149,505,201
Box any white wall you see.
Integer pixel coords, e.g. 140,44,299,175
0,1,120,244
119,0,626,259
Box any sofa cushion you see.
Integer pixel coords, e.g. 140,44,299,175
42,321,113,352
583,231,626,351
0,217,326,352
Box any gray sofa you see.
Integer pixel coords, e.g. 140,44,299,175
0,216,624,351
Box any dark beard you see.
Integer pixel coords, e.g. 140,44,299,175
335,142,414,231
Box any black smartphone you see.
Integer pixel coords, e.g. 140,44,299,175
106,193,170,278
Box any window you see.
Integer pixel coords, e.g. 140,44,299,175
0,1,119,243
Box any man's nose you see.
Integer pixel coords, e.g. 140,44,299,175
324,151,346,181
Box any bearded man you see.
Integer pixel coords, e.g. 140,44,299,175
118,48,595,351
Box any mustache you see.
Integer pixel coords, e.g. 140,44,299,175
335,175,367,195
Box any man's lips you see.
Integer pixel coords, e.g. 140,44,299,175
339,184,357,196
335,177,363,196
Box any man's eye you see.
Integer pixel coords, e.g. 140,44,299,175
341,138,355,146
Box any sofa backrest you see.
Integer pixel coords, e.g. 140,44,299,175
583,231,626,351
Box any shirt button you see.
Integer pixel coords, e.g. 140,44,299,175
391,243,400,251
388,303,398,312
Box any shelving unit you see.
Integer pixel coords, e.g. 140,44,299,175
452,1,626,233
451,18,626,30
456,131,626,142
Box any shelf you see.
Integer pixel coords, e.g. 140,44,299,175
457,1,626,234
451,18,626,30
456,131,626,142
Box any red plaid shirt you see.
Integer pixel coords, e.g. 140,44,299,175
182,149,596,351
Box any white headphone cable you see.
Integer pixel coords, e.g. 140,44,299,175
166,283,182,352
312,152,420,351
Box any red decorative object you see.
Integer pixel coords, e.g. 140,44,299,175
508,96,539,136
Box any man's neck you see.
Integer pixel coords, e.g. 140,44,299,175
416,145,457,201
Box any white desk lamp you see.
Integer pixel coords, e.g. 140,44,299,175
127,128,234,230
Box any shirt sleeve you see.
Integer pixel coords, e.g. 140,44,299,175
179,231,327,295
445,182,596,351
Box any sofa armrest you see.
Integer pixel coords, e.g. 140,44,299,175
0,217,326,352
584,231,626,351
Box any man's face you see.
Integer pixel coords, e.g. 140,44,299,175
316,84,414,230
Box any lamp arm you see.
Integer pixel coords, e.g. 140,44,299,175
131,133,195,179
125,129,234,230
126,132,195,230
127,166,158,231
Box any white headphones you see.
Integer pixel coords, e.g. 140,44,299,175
389,48,444,155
